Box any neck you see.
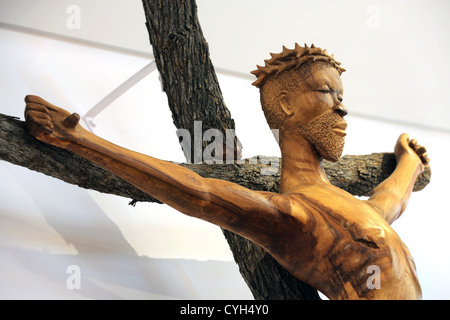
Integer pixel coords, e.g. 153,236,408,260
278,132,330,194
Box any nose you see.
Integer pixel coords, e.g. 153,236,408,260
332,92,347,116
333,103,348,117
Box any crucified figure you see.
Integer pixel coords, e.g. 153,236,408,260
24,44,429,300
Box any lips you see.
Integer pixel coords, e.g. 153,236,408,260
332,120,347,136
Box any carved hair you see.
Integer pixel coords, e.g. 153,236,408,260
251,43,345,88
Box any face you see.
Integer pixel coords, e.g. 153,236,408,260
281,67,348,161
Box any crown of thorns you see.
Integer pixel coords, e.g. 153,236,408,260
251,43,346,88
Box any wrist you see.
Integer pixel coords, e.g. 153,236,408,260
397,154,424,175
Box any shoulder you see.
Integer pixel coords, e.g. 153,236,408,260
255,191,314,225
256,191,293,212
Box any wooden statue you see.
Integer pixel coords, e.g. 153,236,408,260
24,44,429,300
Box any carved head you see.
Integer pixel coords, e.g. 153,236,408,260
251,44,348,162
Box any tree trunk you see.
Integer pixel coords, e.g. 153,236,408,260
141,0,320,299
142,0,241,163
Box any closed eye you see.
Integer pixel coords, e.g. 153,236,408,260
317,89,331,94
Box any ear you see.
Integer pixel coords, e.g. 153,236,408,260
279,91,294,116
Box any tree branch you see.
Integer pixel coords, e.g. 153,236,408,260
0,113,431,201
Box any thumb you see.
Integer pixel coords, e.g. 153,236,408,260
398,133,410,144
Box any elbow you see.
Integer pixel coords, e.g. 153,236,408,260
367,191,406,224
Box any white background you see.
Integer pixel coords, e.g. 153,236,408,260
0,0,449,299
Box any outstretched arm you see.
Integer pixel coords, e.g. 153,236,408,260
24,95,295,249
367,133,429,224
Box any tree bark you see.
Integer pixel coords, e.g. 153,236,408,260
142,0,241,163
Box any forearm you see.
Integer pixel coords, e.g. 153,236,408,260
368,157,423,223
65,130,212,214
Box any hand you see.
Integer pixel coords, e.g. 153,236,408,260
24,95,82,148
394,133,430,170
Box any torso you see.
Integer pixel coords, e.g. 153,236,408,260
270,184,422,300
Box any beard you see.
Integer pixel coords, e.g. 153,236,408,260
297,112,346,162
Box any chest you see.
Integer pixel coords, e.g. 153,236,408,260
290,186,405,264
284,187,418,299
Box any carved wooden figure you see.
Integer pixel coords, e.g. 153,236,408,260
24,44,429,300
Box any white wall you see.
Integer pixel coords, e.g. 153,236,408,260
1,0,449,131
0,28,253,299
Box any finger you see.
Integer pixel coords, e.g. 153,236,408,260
25,109,51,122
62,113,80,128
27,120,53,137
24,95,58,111
25,103,50,120
25,95,51,105
420,152,429,161
414,145,427,156
38,125,53,135
409,138,417,149
26,115,54,131
25,102,49,112
399,133,410,143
